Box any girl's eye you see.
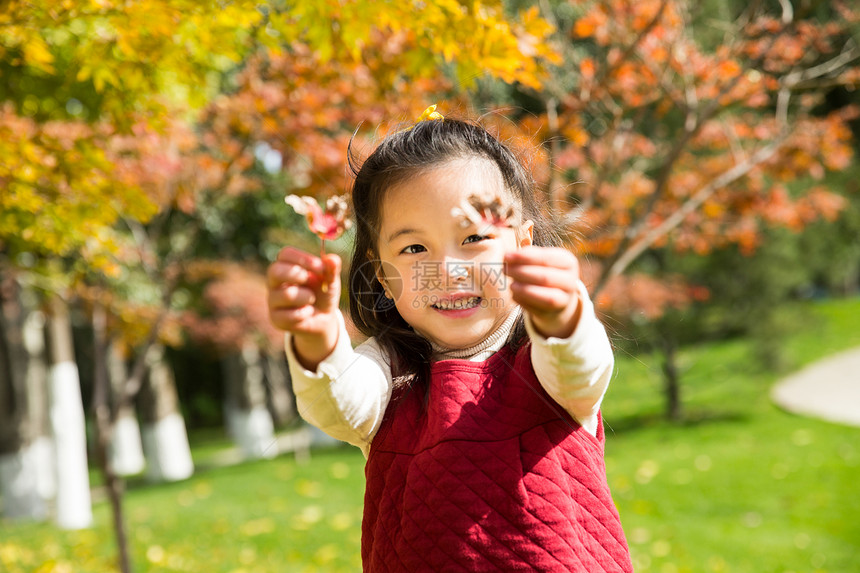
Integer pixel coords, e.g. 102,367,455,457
400,244,426,254
463,234,490,244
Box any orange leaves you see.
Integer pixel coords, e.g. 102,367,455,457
202,37,459,203
573,7,609,42
580,57,597,80
181,263,284,353
757,185,847,234
573,0,681,45
716,59,742,82
0,104,158,266
590,268,694,320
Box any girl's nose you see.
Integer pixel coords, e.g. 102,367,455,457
443,258,475,286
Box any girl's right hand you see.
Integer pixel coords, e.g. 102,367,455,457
267,247,341,369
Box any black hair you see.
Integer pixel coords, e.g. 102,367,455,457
347,117,562,388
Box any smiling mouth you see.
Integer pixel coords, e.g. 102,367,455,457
432,296,481,310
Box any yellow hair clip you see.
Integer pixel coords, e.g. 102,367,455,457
417,104,444,122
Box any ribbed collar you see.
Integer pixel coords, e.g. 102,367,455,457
430,306,522,362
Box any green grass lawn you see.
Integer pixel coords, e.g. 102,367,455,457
605,297,860,573
1,298,858,572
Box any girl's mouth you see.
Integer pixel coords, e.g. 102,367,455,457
431,296,481,310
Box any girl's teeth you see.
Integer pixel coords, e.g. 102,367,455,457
435,297,479,310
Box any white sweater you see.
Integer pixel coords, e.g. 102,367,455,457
285,280,615,458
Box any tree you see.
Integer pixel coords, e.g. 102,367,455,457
182,264,288,459
2,2,562,571
488,0,859,419
0,273,53,521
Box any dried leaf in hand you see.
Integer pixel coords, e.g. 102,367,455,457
451,192,517,230
285,193,352,241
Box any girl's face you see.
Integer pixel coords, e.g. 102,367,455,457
375,158,533,350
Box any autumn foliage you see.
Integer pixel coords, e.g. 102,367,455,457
505,0,859,318
2,0,858,341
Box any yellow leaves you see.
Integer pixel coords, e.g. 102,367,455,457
92,66,118,92
276,0,558,89
0,104,160,264
291,505,324,530
416,104,444,122
21,35,55,73
239,517,276,537
328,511,354,531
145,545,166,565
0,542,35,567
2,0,263,126
294,478,322,498
329,461,351,479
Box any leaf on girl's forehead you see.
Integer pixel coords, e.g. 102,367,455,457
452,192,517,230
285,193,352,241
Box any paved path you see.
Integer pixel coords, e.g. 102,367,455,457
771,347,860,427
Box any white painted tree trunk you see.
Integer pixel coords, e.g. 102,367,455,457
111,413,145,476
225,404,277,460
107,342,144,476
48,297,93,530
0,286,54,521
0,443,48,519
141,412,193,482
223,342,277,460
23,310,56,510
139,344,193,482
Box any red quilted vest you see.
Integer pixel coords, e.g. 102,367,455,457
362,344,633,572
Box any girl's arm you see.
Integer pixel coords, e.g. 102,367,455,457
505,247,614,436
268,247,391,454
285,312,392,456
523,281,614,437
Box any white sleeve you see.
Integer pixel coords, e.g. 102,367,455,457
526,280,615,437
284,312,392,457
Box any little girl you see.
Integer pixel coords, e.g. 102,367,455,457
267,112,633,572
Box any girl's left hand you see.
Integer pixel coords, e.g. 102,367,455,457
504,246,583,339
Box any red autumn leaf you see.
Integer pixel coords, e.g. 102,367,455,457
285,193,352,241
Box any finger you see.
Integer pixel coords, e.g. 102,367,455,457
505,246,579,271
269,285,316,310
510,282,574,313
321,253,342,287
267,262,319,289
276,247,325,273
505,265,577,291
269,305,316,330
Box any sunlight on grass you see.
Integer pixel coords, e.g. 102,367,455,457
604,298,860,573
1,298,858,572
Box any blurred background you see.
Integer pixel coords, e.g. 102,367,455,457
1,1,858,572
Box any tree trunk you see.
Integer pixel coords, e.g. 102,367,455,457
223,342,277,460
0,276,50,520
138,344,193,482
262,350,296,427
660,335,683,422
22,306,56,511
107,341,144,477
47,295,93,529
91,300,133,573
